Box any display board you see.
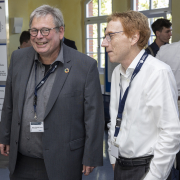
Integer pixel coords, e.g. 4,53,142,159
0,86,5,122
0,1,6,40
0,44,7,81
0,0,8,121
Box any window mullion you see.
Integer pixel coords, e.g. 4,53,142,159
149,0,152,10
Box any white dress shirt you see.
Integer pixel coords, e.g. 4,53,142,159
156,41,180,96
108,49,180,180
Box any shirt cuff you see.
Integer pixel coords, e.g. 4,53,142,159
108,151,116,164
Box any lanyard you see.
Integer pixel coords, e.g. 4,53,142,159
114,51,148,138
33,61,59,119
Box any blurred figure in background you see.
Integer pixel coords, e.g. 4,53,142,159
146,18,172,56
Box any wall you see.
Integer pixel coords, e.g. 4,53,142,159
8,0,63,63
172,0,180,42
8,0,180,86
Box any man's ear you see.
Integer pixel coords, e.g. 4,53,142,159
156,31,160,37
130,32,140,46
59,26,64,40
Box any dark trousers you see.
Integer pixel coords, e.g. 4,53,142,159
114,159,172,180
10,152,49,180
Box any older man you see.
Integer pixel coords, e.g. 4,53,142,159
0,5,104,180
101,11,180,180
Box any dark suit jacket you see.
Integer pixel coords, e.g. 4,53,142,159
0,44,104,180
64,37,77,50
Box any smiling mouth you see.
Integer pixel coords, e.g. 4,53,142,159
36,42,48,45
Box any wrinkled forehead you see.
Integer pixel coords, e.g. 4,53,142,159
31,14,55,28
105,20,123,34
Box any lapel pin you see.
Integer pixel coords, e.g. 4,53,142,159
64,68,69,73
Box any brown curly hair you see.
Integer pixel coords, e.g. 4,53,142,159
107,11,150,49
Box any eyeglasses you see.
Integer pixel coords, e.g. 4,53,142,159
28,27,59,37
103,31,124,42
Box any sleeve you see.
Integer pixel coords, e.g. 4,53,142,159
155,50,161,60
143,68,180,180
82,60,105,166
0,52,14,145
108,69,118,164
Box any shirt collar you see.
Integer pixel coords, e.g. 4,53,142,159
119,49,145,78
34,41,64,65
151,41,159,51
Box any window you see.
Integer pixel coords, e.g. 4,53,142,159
131,0,172,45
84,0,112,73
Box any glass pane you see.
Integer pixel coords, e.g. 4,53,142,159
100,0,112,16
152,0,169,9
100,38,105,53
86,0,98,17
100,53,105,68
86,39,98,53
87,24,97,38
87,53,98,62
100,22,107,38
134,0,149,11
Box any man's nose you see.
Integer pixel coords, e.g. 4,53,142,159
36,30,44,38
101,38,108,47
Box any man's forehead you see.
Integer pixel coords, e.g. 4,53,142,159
31,14,55,27
106,20,123,33
162,26,172,31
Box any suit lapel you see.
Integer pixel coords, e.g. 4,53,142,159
18,48,35,119
44,47,72,119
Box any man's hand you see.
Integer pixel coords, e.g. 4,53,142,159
0,144,10,156
112,164,115,170
82,165,95,176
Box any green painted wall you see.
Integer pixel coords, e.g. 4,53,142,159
172,0,180,42
7,0,179,85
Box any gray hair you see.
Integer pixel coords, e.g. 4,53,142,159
29,5,64,29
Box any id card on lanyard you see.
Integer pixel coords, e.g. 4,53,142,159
110,51,148,158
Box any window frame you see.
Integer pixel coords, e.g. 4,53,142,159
84,0,112,74
131,0,172,16
131,0,172,45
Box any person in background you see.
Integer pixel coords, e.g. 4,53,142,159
63,24,77,50
0,5,104,180
18,30,32,49
101,10,180,180
146,18,172,57
156,40,180,180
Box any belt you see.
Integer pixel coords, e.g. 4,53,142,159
117,155,153,167
178,96,180,101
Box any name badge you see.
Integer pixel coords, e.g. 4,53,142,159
30,122,44,132
110,141,119,158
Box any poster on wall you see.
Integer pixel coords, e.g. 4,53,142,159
0,1,6,40
0,44,7,81
0,86,5,122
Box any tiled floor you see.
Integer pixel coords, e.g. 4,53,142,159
0,130,114,180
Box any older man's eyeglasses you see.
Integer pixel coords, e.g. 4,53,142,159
28,27,59,37
103,31,124,42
